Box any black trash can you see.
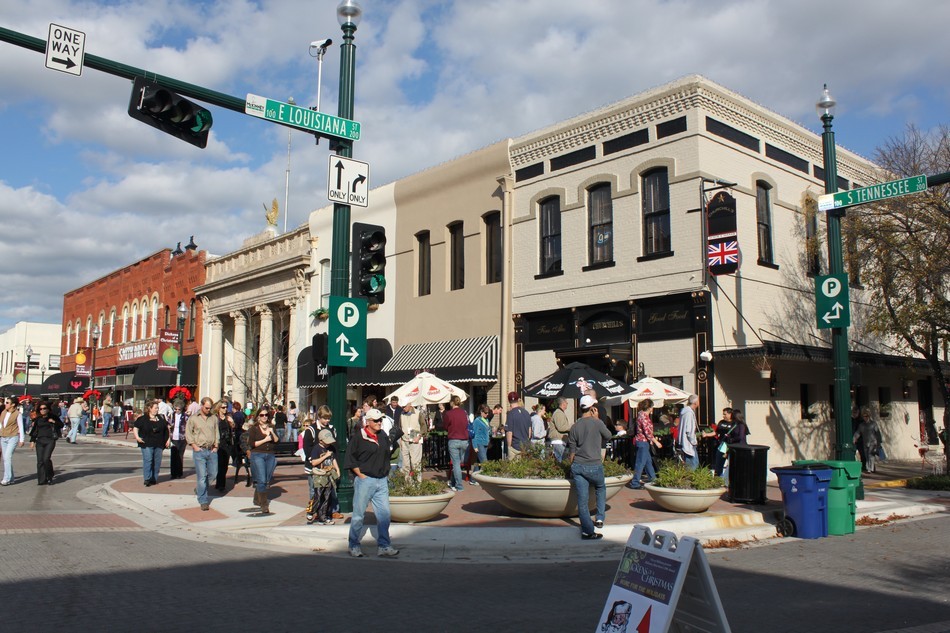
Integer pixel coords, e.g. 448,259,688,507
728,444,770,504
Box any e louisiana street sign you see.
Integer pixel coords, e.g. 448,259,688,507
818,175,927,212
245,94,361,142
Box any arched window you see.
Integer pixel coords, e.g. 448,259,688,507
415,233,430,296
66,323,73,355
484,212,502,284
151,297,159,338
164,305,170,330
109,309,116,346
98,314,105,348
756,181,774,264
86,317,92,346
131,303,138,341
539,196,561,274
642,168,671,255
588,184,613,265
122,307,129,343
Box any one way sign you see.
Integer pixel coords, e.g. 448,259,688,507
327,156,369,208
45,23,85,76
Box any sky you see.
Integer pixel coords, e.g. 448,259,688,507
1,0,949,334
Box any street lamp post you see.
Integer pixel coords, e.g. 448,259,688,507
176,302,188,388
328,0,361,513
817,84,855,461
23,345,33,396
90,325,100,435
40,365,46,392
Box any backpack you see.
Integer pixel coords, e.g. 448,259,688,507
467,418,476,440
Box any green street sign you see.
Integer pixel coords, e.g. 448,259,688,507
818,174,927,212
328,295,367,367
815,274,850,329
244,93,361,141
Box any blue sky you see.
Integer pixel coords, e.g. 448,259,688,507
1,0,949,332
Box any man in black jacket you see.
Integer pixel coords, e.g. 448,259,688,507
344,408,403,558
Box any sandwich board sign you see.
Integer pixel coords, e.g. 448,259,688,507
595,526,730,633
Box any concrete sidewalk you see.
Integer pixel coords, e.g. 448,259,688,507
79,433,950,563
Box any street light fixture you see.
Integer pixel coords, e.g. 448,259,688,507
40,364,47,387
176,301,188,388
24,345,33,396
817,83,853,461
91,325,100,434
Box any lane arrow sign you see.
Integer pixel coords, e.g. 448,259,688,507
352,174,366,192
822,301,843,324
51,56,76,69
335,332,359,362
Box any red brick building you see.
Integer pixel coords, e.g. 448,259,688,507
44,245,207,409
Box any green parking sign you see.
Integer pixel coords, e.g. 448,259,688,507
815,275,850,329
328,296,367,367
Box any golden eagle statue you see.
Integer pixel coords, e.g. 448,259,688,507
264,198,279,227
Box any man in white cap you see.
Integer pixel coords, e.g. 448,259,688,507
566,395,612,540
398,398,425,480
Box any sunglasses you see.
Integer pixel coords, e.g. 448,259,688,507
39,406,49,411
258,414,269,419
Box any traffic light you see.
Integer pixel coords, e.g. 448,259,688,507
351,222,386,304
127,76,213,148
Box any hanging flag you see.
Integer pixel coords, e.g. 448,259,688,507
706,191,740,276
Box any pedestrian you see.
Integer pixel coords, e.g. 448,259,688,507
678,394,700,470
398,399,426,481
313,405,342,519
112,400,123,433
213,400,235,491
546,397,572,461
185,397,219,511
246,408,280,513
344,408,401,558
470,404,492,478
712,407,734,477
853,406,883,473
727,409,749,445
28,400,64,485
443,395,469,491
530,403,548,448
132,399,170,487
286,400,299,443
489,403,505,437
66,397,84,443
505,392,532,459
306,429,339,525
101,394,113,437
1,396,26,485
629,399,663,489
168,401,188,480
566,395,612,540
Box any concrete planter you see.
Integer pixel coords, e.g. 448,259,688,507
643,483,727,513
472,472,634,518
388,490,455,523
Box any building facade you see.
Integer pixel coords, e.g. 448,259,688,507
0,321,61,396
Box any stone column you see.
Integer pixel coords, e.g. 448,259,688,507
208,316,224,401
257,305,273,403
284,298,299,405
230,311,247,406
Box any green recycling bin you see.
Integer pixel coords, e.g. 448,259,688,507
793,459,861,535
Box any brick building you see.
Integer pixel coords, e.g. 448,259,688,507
45,244,207,411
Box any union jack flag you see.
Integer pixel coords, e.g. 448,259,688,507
708,240,739,267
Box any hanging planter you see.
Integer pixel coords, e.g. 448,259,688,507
169,386,192,401
310,308,329,321
752,355,772,379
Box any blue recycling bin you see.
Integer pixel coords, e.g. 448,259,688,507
770,465,832,539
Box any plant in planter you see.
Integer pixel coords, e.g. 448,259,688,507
752,355,772,379
644,459,727,513
473,445,633,518
310,307,329,321
387,470,454,523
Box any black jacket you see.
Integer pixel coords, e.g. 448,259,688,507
344,427,403,478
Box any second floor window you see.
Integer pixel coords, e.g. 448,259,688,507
449,222,464,291
756,181,774,264
539,196,561,274
485,212,502,284
642,168,671,255
320,259,331,308
588,184,613,265
188,299,196,341
416,232,431,296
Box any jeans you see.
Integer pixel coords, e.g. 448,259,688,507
549,441,566,462
632,441,656,484
141,446,163,483
348,475,391,549
1,436,19,483
447,439,469,487
471,443,489,471
571,462,606,536
67,418,82,442
193,448,218,504
250,451,276,494
285,427,298,443
684,450,699,470
713,444,728,477
102,413,112,437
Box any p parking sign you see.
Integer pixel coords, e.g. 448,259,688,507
815,274,850,329
328,296,367,367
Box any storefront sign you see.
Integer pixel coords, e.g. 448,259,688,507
706,191,740,276
638,298,693,341
581,311,629,345
527,314,573,349
157,329,181,371
118,341,158,363
74,347,92,377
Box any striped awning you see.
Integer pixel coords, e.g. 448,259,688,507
380,335,498,382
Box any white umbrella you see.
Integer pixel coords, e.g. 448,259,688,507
617,377,690,407
384,372,468,406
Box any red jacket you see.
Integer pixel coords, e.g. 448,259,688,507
442,407,469,441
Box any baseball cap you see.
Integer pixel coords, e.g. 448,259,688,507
317,429,336,444
507,391,520,403
579,395,597,410
365,408,385,421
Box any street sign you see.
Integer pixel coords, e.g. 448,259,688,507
244,93,361,142
328,295,367,367
818,174,927,212
45,23,85,76
328,155,370,207
815,274,850,329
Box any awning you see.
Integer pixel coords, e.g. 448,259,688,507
298,338,394,388
40,371,84,395
380,335,498,383
132,355,198,387
714,341,944,371
0,383,42,397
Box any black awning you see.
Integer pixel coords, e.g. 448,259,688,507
298,338,394,388
40,371,84,395
132,355,198,387
714,341,943,371
0,383,43,397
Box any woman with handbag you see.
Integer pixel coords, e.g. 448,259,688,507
628,399,662,490
713,408,735,477
132,400,170,486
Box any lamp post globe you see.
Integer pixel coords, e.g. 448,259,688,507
336,0,362,26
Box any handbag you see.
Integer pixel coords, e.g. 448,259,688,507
718,441,728,454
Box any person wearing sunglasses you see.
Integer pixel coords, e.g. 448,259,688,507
247,409,280,513
28,400,64,485
1,396,26,485
185,397,220,511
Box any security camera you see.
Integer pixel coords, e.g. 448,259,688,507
310,38,333,50
699,350,713,362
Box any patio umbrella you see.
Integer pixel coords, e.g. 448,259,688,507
617,376,690,407
521,362,634,400
384,372,468,406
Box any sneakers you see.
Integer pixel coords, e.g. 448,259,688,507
377,546,400,557
306,513,316,524
349,547,364,558
332,512,344,519
470,480,480,486
319,519,335,526
448,485,459,492
594,519,604,529
200,503,210,511
581,532,603,540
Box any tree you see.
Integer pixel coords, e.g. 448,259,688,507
851,124,950,471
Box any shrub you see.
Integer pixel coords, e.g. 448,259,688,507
651,459,725,490
388,470,449,496
476,444,631,480
906,474,950,491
